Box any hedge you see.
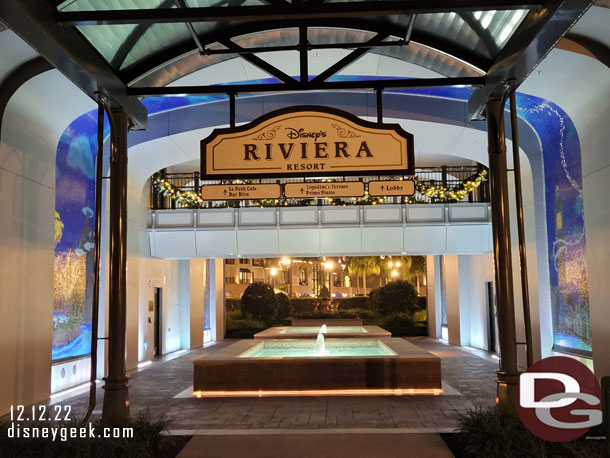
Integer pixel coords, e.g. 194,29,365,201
226,298,241,311
290,297,319,314
276,292,292,319
333,296,369,310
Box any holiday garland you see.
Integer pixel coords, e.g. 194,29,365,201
153,169,487,208
153,176,203,207
415,169,487,202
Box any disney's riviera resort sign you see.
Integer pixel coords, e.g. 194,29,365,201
200,106,414,179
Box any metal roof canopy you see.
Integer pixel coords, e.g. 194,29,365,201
0,0,595,129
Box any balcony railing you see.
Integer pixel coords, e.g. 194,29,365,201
150,166,489,210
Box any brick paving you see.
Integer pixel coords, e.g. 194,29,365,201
40,337,498,432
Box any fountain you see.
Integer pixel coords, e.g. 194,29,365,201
320,324,327,334
194,338,442,393
312,332,329,356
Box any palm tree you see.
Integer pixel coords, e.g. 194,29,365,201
347,256,381,295
382,256,426,290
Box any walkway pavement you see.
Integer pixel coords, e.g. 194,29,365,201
41,337,499,457
177,431,455,458
48,337,497,432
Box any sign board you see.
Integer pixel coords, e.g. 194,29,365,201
368,180,415,197
284,182,365,199
201,184,281,200
201,106,414,179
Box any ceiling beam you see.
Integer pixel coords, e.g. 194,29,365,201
468,0,594,120
122,17,491,86
459,12,499,57
128,76,485,96
57,1,543,26
219,40,299,86
309,33,391,84
1,0,148,129
174,0,205,54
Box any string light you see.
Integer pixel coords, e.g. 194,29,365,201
153,170,487,208
415,169,487,203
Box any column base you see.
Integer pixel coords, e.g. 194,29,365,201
102,375,130,423
495,370,521,410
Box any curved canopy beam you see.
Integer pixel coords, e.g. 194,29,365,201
124,20,492,86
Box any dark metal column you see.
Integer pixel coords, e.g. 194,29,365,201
376,88,383,124
486,94,520,407
229,93,236,128
102,107,130,423
81,101,105,424
509,91,534,369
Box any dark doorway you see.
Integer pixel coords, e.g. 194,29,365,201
154,287,162,356
486,281,498,353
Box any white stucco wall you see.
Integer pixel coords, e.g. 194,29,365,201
0,69,95,413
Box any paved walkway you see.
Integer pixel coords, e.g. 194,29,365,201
28,337,501,457
177,432,455,458
46,337,498,432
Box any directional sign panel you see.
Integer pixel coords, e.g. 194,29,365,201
284,182,365,198
368,180,415,197
201,184,281,200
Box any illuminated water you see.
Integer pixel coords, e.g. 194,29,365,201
313,333,329,356
281,326,367,334
239,339,396,358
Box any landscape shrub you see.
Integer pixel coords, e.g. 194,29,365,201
241,282,278,321
225,309,242,326
276,292,293,319
225,298,241,311
450,406,610,458
334,296,369,310
416,296,427,310
290,297,319,314
381,313,426,337
340,308,379,321
367,288,380,310
319,285,330,299
376,281,419,317
414,309,428,323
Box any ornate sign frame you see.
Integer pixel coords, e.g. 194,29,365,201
201,105,414,179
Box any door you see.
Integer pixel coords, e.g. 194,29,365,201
486,281,499,353
154,287,162,356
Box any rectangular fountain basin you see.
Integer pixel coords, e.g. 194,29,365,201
193,338,441,393
239,339,396,358
291,318,362,326
253,325,391,340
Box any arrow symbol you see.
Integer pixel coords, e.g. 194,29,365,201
223,189,227,195
381,185,385,191
300,187,304,194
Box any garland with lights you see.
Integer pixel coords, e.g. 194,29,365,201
153,170,487,208
415,169,487,202
152,176,203,208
